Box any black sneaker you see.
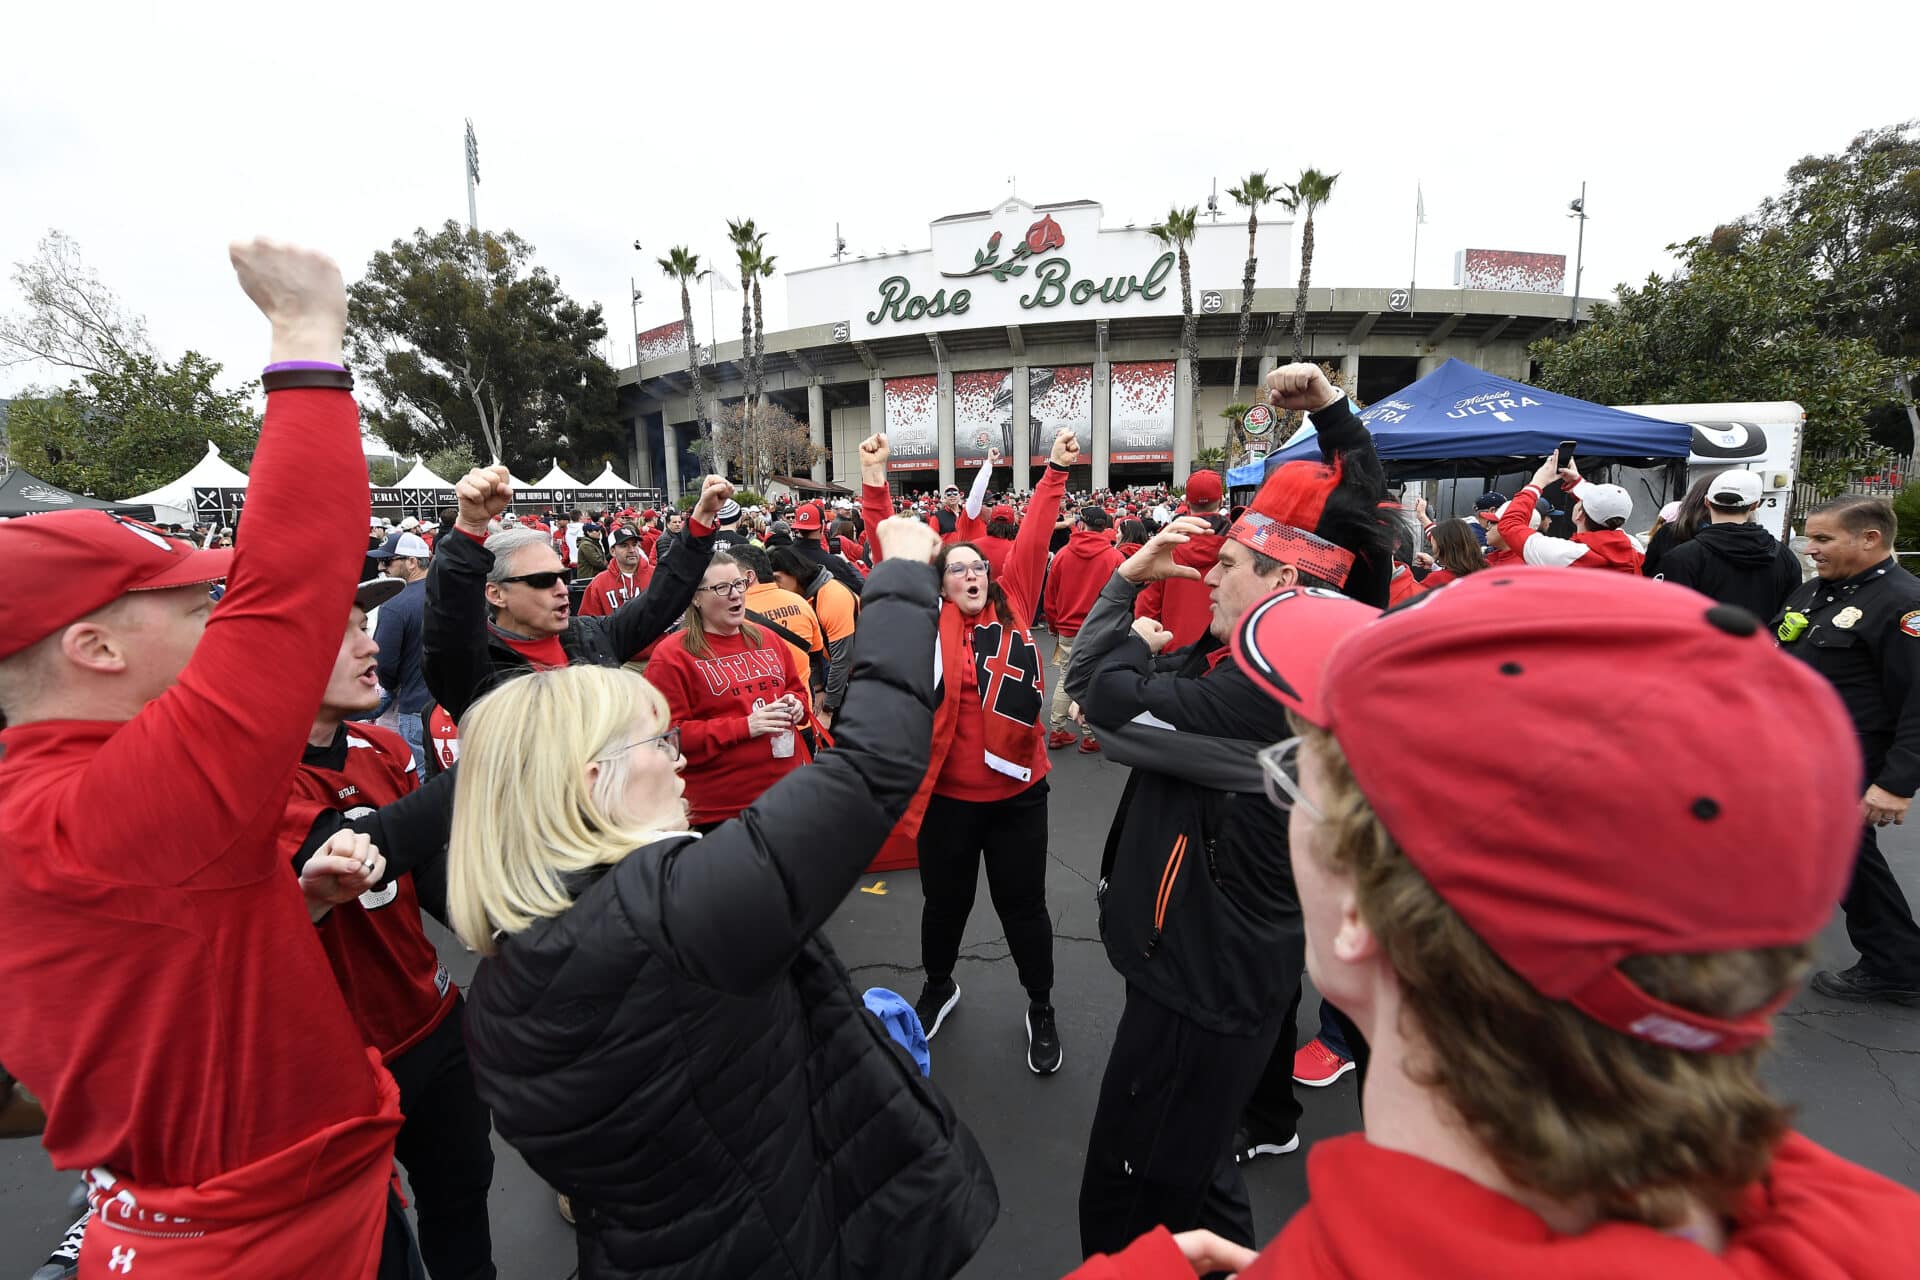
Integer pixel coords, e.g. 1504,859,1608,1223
1231,1125,1300,1165
1810,964,1920,1006
1026,1002,1063,1075
915,979,961,1040
32,1206,89,1280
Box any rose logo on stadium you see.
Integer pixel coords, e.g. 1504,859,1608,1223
943,216,1068,282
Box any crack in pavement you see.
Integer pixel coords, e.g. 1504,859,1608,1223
1050,849,1096,889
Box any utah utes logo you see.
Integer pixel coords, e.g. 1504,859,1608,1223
971,622,1042,726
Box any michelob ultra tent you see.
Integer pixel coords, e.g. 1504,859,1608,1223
1229,358,1692,485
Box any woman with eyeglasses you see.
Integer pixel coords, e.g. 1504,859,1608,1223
858,426,1076,1076
645,548,814,830
449,518,998,1280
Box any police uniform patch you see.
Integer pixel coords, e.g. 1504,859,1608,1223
1834,606,1864,630
1901,611,1920,638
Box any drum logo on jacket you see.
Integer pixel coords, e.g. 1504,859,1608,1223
971,622,1043,727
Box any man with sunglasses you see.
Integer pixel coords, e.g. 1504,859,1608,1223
424,465,731,722
1064,363,1395,1259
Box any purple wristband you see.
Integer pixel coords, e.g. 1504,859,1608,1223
263,360,348,374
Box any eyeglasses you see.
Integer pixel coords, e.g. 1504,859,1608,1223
1256,737,1323,821
500,571,567,590
700,578,751,597
596,726,682,763
944,562,989,579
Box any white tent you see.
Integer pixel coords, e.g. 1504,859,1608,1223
531,462,588,491
394,459,454,489
124,441,251,526
586,463,638,491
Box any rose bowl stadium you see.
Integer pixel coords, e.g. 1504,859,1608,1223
616,194,1588,499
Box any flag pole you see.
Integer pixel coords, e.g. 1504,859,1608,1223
1409,181,1425,296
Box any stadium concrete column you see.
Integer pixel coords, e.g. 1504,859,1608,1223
1173,352,1195,482
1340,352,1360,398
868,374,885,475
937,368,956,492
632,415,654,488
1091,361,1111,491
807,383,826,483
662,419,682,502
1011,364,1032,494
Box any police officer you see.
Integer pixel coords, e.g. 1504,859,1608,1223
1774,496,1920,1005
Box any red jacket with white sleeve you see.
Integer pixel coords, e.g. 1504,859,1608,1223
1498,483,1646,574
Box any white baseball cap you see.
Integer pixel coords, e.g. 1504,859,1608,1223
1708,470,1763,508
1571,480,1633,527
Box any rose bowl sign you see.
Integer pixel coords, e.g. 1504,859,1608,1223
787,196,1290,340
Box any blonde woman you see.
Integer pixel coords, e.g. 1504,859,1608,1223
448,518,998,1280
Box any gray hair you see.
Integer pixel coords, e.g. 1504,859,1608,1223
486,526,557,585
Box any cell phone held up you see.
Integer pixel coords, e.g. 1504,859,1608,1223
1556,440,1578,473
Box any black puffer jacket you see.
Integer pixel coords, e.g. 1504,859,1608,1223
1653,520,1802,622
462,559,998,1280
423,520,713,721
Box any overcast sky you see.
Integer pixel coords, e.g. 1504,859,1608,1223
4,1,1913,402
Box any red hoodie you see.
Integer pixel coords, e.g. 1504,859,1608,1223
1134,527,1225,652
1067,1132,1920,1280
1044,527,1123,638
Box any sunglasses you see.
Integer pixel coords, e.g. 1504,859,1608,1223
1255,737,1323,822
499,571,567,590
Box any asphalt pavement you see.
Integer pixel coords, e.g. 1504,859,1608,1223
5,638,1919,1278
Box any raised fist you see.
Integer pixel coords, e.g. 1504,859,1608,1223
873,515,941,565
859,433,890,485
1050,428,1081,469
691,475,735,526
1130,617,1174,654
455,465,513,532
230,237,347,366
1265,362,1340,413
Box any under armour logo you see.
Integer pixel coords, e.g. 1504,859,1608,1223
109,1246,137,1273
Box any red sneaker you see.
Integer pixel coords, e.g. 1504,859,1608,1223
1077,735,1102,754
1047,730,1079,749
1292,1037,1355,1087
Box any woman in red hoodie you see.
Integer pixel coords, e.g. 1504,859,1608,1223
1070,571,1920,1280
862,427,1075,1078
645,549,812,830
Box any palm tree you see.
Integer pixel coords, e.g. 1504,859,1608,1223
1227,172,1277,411
750,242,777,430
658,246,712,446
1148,205,1201,461
1280,169,1340,362
727,218,759,431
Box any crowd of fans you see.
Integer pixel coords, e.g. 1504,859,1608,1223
1,240,1917,1280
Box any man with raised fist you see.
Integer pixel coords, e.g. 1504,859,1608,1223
0,240,409,1277
423,467,729,722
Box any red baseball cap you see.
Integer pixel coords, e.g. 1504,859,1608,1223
0,511,233,660
1229,587,1379,727
1184,470,1223,506
1234,568,1860,1053
790,501,825,532
989,504,1017,523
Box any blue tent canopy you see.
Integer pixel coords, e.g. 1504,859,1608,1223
1227,358,1692,486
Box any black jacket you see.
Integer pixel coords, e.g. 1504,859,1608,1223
1775,557,1920,798
1655,520,1801,622
1065,577,1301,1036
794,537,865,598
423,522,713,722
462,560,997,1280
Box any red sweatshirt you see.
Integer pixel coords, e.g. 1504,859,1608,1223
0,389,401,1273
278,723,456,1063
1067,1133,1920,1280
645,626,813,823
578,560,653,616
1134,527,1225,652
1044,527,1123,637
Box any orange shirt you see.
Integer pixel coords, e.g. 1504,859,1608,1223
745,581,825,706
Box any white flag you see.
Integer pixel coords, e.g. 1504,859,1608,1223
1416,183,1427,224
